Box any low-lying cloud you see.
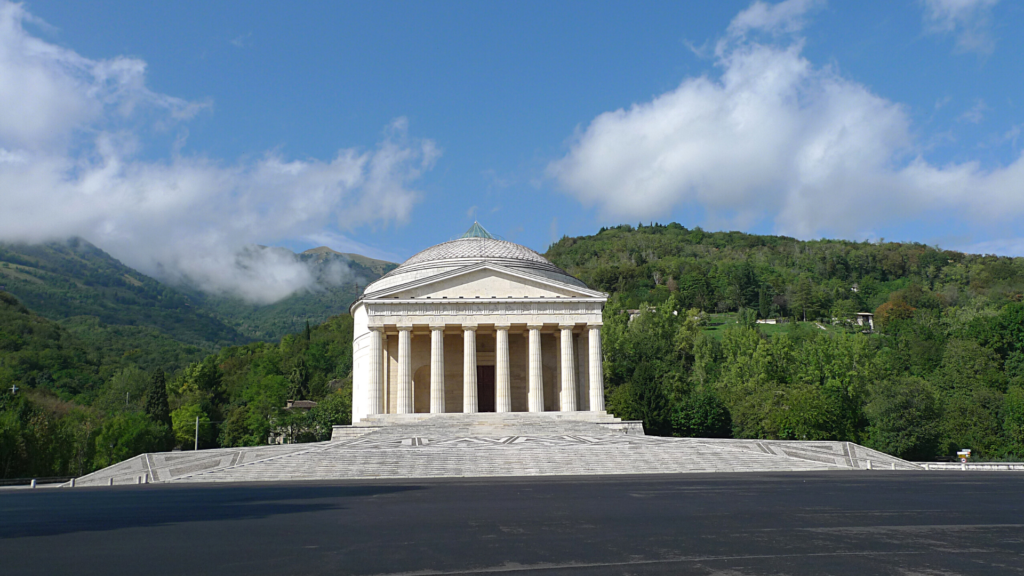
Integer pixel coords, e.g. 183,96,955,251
0,2,438,304
548,0,1023,247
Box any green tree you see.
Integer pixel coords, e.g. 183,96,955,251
171,404,213,450
307,390,352,441
1004,386,1024,457
792,276,814,321
865,377,941,461
96,365,150,414
289,357,310,400
671,387,731,438
93,412,170,468
177,359,222,397
144,369,171,428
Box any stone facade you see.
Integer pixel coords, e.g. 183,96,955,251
350,235,608,423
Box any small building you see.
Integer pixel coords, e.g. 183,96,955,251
855,312,874,330
269,400,319,444
285,400,318,411
755,318,789,325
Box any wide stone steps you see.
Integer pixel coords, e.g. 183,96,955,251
338,412,641,441
171,437,841,483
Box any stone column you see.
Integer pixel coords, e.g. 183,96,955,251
495,324,511,413
367,328,383,415
588,325,605,412
559,325,577,411
463,326,477,413
396,327,413,414
381,334,389,414
576,330,589,411
430,325,445,414
527,325,544,412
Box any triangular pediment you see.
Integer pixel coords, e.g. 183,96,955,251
365,262,605,300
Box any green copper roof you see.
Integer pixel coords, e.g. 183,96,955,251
461,221,493,239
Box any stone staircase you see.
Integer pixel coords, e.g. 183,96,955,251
68,413,922,486
338,411,641,439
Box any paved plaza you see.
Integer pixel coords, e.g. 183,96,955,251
3,472,1023,575
69,413,918,486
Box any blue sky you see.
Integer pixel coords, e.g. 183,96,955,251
1,0,1022,301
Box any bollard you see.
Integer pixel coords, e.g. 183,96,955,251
961,462,966,471
69,478,75,488
925,463,930,471
30,479,36,489
108,478,113,486
137,476,142,485
866,460,872,470
891,463,896,470
143,473,149,484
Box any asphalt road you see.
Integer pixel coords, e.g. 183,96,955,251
2,472,1023,576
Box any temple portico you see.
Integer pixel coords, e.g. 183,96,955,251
350,223,608,422
360,321,603,417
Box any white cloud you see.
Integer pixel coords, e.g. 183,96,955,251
727,0,824,37
547,2,1024,246
230,33,252,48
0,2,439,303
921,0,1000,54
958,99,988,124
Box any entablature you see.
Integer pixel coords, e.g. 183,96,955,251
363,297,604,330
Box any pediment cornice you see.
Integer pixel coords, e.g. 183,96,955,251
359,261,606,302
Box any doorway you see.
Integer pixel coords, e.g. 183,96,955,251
476,366,495,412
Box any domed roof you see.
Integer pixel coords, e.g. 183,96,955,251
363,223,587,294
400,237,552,268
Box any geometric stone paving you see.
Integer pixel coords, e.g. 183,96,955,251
70,412,921,486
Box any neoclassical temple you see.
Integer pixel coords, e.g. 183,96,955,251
350,223,608,423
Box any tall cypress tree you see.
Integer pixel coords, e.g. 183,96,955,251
144,369,171,428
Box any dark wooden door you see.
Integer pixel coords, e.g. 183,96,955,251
477,366,495,412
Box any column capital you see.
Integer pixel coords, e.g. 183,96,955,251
586,322,603,328
428,324,446,331
368,326,384,333
526,324,544,330
558,323,577,330
462,324,478,332
397,325,413,332
494,323,511,330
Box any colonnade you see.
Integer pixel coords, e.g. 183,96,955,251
365,324,604,415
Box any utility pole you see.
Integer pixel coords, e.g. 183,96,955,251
195,415,199,451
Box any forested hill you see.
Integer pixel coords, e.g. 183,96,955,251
0,239,397,345
0,239,246,350
545,223,1024,462
545,223,1023,316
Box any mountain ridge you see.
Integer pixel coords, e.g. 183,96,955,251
0,238,398,345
